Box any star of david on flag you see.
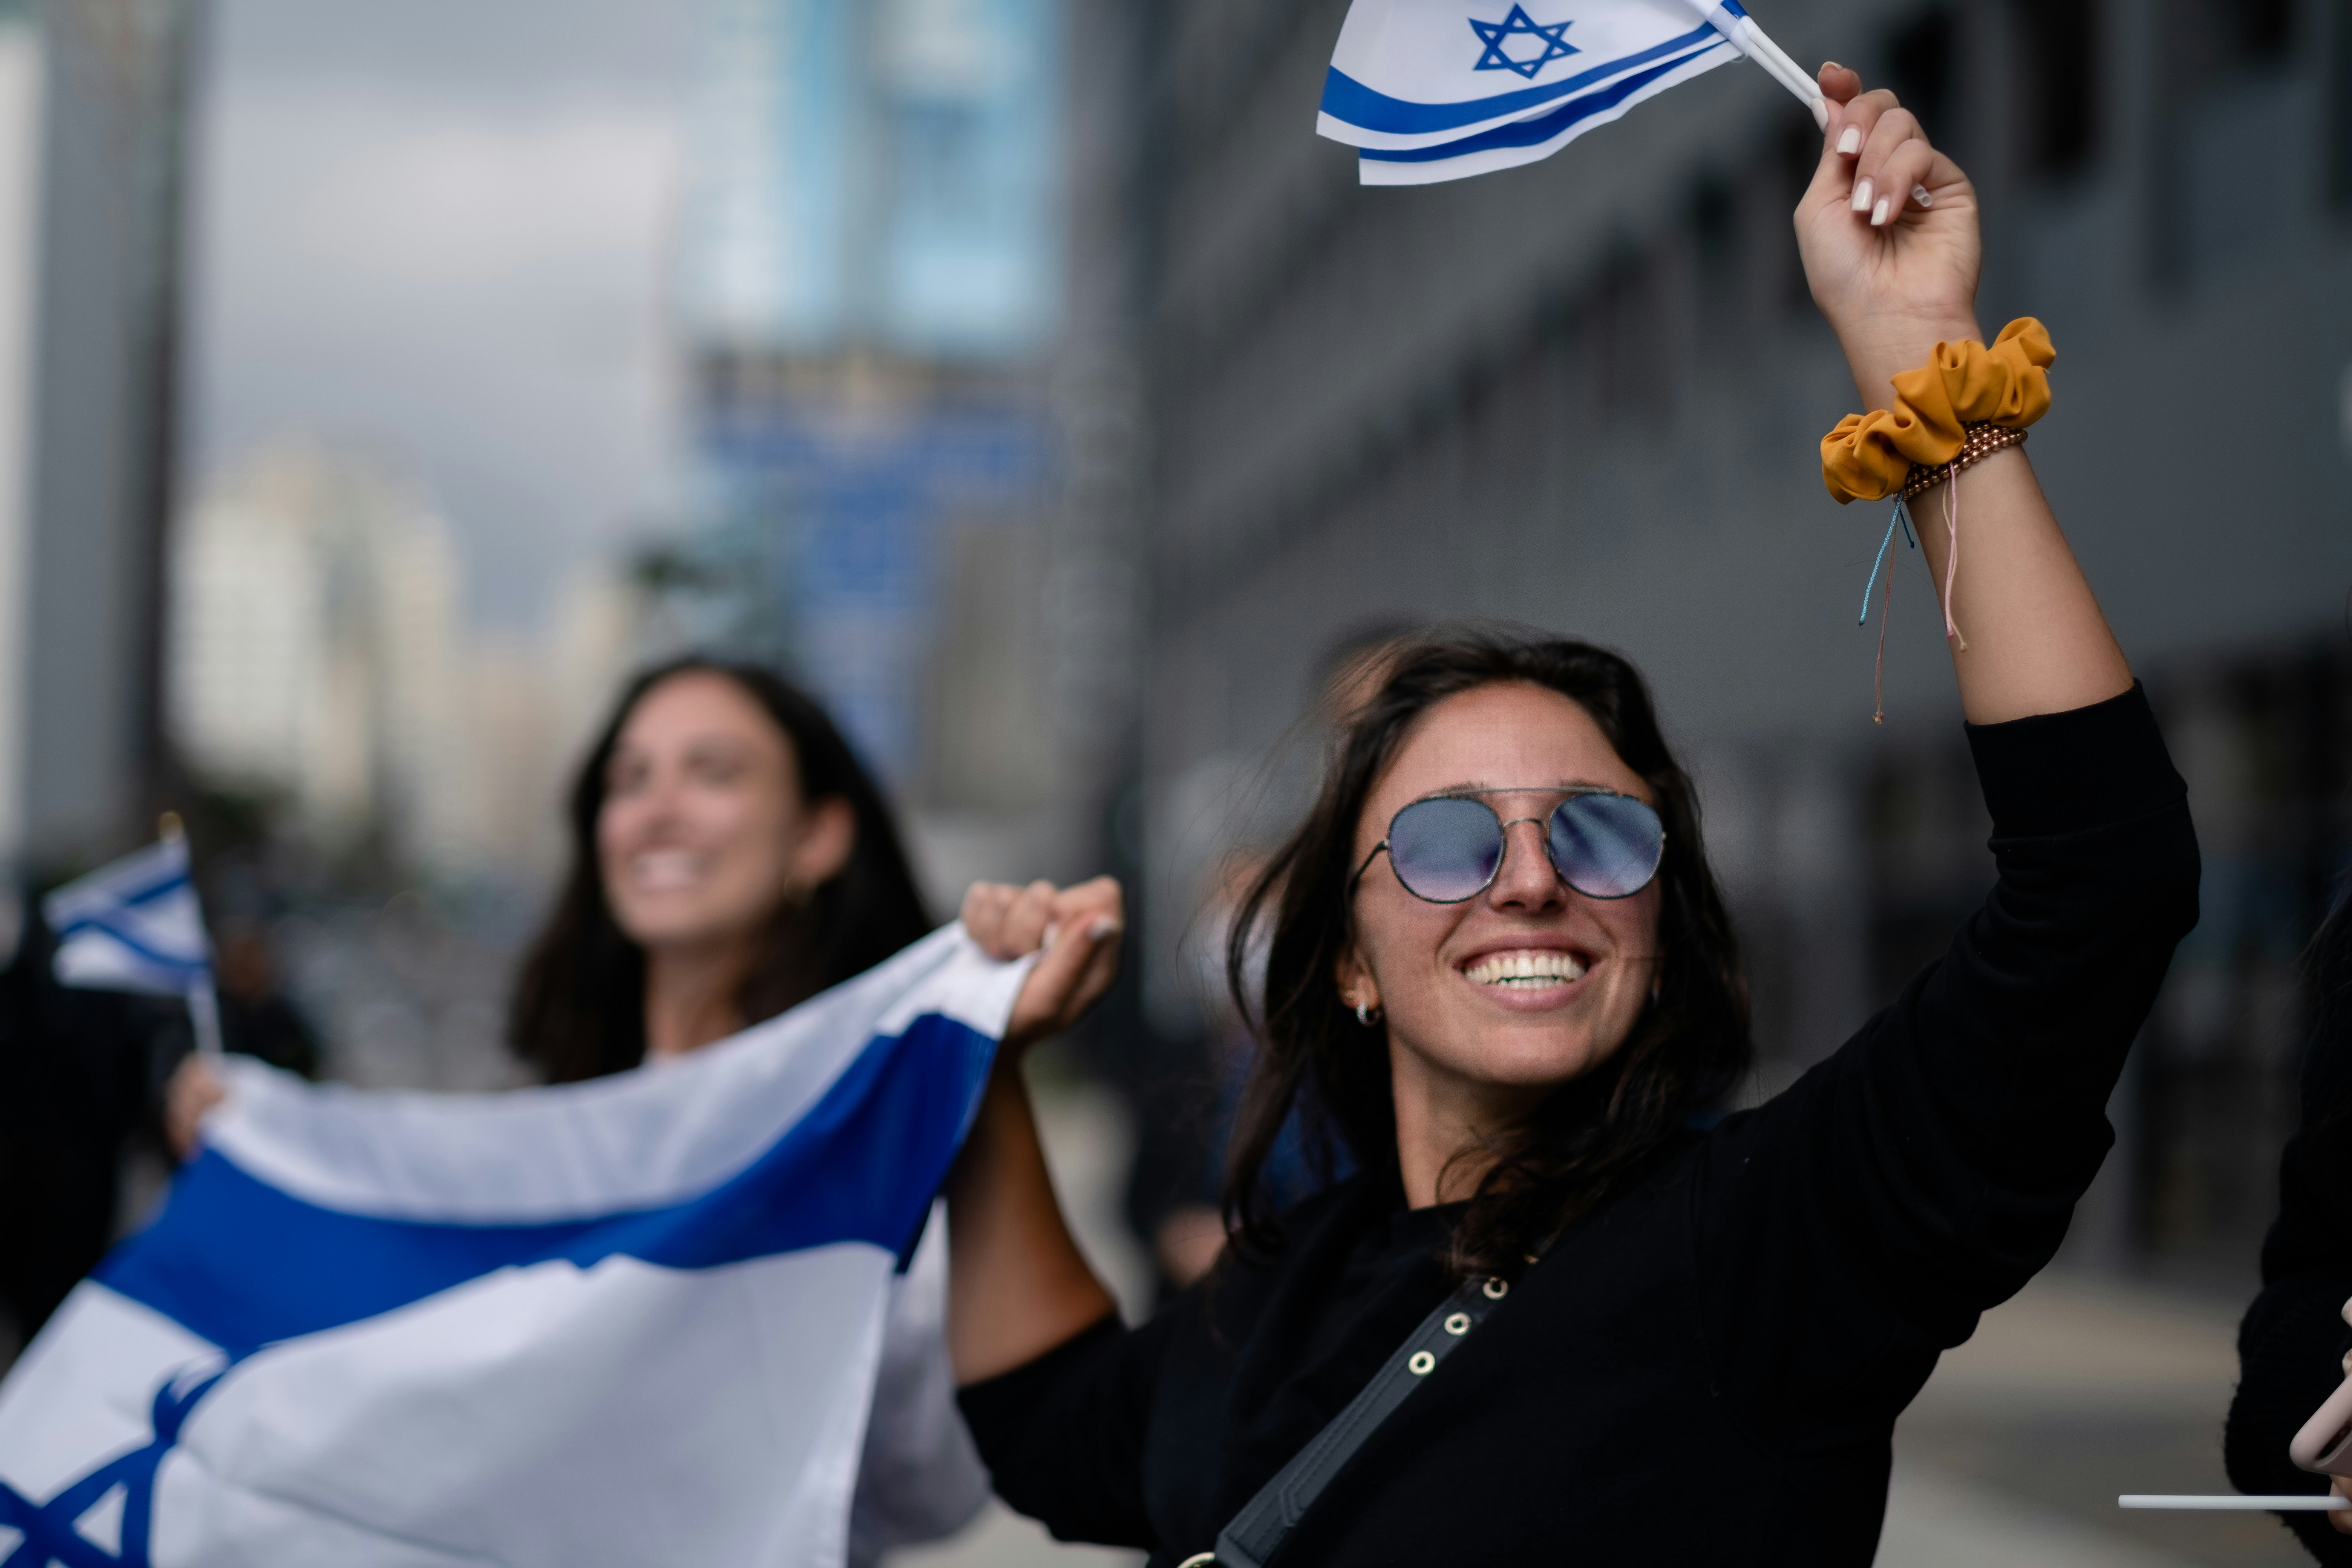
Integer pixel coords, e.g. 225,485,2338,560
1470,5,1580,78
1319,0,1826,184
0,925,1015,1568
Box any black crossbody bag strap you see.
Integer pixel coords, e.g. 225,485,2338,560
1178,1268,1521,1568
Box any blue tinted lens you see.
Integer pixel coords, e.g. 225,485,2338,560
1549,794,1664,899
1386,797,1505,903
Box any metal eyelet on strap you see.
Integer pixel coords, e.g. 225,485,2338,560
1444,1311,1471,1335
1407,1350,1436,1375
1482,1277,1508,1299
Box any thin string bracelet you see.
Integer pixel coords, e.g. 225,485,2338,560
1939,460,1967,651
1860,497,1916,724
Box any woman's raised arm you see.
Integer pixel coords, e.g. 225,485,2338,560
1795,65,2132,726
945,877,1125,1384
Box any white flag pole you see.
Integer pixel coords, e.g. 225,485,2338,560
158,812,224,1057
1687,2,1828,127
2120,1495,2351,1511
187,971,226,1058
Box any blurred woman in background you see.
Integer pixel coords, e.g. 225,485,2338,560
514,655,984,1562
507,655,929,1081
172,654,982,1564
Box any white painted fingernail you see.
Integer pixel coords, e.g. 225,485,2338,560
1850,177,1873,213
1041,922,1060,952
1912,184,1932,207
1088,917,1123,941
1871,196,1890,226
1836,125,1860,155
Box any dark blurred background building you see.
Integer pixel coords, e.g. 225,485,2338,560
0,0,190,872
0,0,198,1360
1122,0,2352,1306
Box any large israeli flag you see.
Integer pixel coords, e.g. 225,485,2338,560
0,924,1020,1567
1319,0,1749,184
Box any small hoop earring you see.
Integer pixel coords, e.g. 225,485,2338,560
1355,999,1381,1027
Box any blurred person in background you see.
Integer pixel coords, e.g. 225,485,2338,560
0,899,175,1349
170,655,985,1563
1136,626,1412,1292
6,863,318,1357
210,916,320,1080
2226,890,2352,1560
938,66,2202,1563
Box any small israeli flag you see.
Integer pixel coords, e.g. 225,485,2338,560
1320,0,1822,184
43,826,227,1058
0,924,1018,1567
44,832,208,998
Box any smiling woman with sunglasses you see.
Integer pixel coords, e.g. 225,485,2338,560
940,65,2200,1566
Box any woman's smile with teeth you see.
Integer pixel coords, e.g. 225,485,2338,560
1464,950,1588,988
631,849,709,891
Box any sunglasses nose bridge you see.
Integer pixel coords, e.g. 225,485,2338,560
1488,815,1567,900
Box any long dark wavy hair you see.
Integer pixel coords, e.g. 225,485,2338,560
509,656,933,1083
2316,867,2352,1023
1223,628,1750,1279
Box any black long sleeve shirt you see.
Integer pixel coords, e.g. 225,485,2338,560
962,686,2198,1566
2225,989,2352,1562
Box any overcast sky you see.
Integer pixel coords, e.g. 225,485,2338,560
187,0,697,632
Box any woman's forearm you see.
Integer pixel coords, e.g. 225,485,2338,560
945,1064,1117,1385
1799,68,2133,729
1902,445,2132,725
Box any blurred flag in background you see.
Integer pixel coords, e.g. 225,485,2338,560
44,833,208,1000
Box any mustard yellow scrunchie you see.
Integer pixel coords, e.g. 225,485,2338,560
1819,318,2055,504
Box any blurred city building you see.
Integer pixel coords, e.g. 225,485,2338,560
0,0,194,882
666,0,1142,910
1127,0,2348,1298
169,439,644,884
0,0,196,1367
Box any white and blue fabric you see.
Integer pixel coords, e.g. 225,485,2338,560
0,925,1018,1568
43,838,208,998
1319,0,1744,184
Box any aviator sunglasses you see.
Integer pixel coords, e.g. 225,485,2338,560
1349,788,1666,904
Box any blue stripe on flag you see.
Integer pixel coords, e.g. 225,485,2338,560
52,863,190,919
96,1011,995,1351
119,870,193,908
1319,22,1720,135
1359,41,1726,162
51,915,207,974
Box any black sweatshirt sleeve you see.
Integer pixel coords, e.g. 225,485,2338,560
955,1311,1171,1549
1697,684,2200,1447
2225,1016,2352,1561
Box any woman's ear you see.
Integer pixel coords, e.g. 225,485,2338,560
1332,946,1378,1014
790,797,857,891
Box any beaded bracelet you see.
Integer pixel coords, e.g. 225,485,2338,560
1899,423,2027,502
